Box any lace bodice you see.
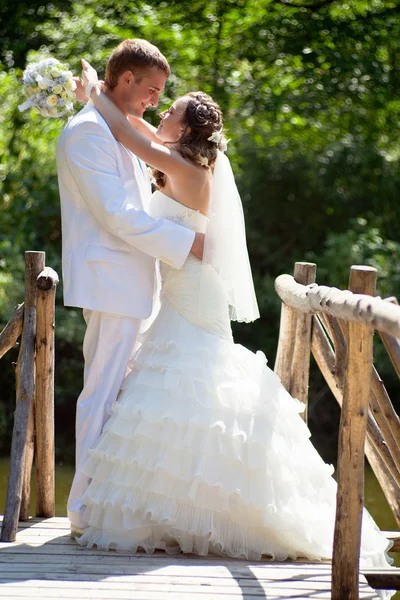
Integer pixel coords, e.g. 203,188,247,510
149,191,232,340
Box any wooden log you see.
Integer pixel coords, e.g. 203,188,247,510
312,315,400,527
0,304,24,360
312,315,400,480
1,251,45,542
35,267,58,518
380,297,400,381
331,266,376,600
366,412,400,489
370,367,400,473
366,445,400,528
274,298,298,392
362,569,400,590
319,313,347,388
289,262,316,422
311,315,342,400
275,273,400,338
382,531,400,552
11,344,26,521
19,398,34,522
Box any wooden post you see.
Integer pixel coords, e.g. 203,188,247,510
19,394,35,521
331,266,376,600
290,262,316,422
274,303,298,391
35,267,58,517
1,251,45,541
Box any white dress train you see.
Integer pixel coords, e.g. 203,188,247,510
78,191,394,595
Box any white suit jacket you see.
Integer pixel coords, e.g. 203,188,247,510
56,104,195,319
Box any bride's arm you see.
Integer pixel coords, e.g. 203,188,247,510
72,77,156,142
128,115,161,144
88,84,195,179
81,59,198,177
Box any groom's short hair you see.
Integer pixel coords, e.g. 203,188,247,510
105,39,170,89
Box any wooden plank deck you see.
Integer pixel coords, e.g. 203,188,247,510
0,517,389,599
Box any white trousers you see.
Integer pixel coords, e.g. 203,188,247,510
67,309,139,529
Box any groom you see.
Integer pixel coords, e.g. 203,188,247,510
56,39,204,535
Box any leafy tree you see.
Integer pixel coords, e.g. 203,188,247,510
1,0,399,461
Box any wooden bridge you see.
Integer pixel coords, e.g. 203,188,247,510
0,517,398,599
0,253,400,599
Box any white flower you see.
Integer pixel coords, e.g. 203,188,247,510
208,129,230,152
220,138,231,152
26,86,36,97
46,95,58,107
38,81,47,90
208,130,222,144
53,84,63,95
199,156,209,167
147,166,156,184
64,78,75,91
23,72,35,85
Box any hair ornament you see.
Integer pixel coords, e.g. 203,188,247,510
208,129,230,152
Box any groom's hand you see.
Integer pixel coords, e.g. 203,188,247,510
190,233,205,260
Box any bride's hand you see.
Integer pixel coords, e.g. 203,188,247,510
81,58,99,90
73,77,87,102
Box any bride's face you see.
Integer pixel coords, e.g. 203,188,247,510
156,96,190,143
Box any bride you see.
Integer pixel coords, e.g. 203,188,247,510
77,60,393,582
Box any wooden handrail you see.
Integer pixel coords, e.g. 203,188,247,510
275,262,400,599
275,273,400,337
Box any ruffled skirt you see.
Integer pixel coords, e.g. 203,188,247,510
78,298,393,577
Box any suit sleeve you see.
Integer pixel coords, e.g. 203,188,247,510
65,120,195,269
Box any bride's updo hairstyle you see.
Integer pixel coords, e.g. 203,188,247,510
153,91,225,189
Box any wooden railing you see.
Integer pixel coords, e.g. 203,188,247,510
274,262,400,599
0,251,58,542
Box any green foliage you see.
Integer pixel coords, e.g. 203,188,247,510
1,0,400,460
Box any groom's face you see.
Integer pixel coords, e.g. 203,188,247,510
120,66,168,118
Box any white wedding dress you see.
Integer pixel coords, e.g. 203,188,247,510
78,191,393,583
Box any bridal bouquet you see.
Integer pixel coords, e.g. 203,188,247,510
18,58,76,118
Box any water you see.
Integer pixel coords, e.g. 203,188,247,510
0,458,398,595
